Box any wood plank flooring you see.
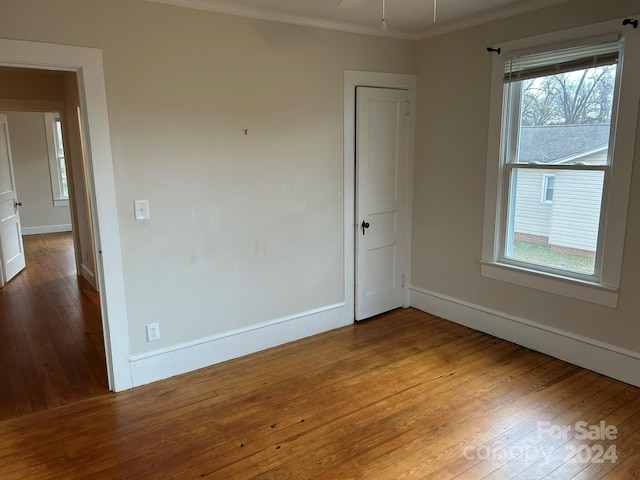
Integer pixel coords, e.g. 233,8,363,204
1,307,639,479
0,232,109,421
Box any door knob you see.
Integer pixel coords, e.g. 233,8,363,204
361,220,370,235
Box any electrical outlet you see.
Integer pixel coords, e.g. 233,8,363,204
146,322,160,342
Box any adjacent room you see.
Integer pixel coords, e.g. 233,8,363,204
0,0,639,477
0,107,109,420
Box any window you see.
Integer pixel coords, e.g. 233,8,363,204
481,18,640,307
541,174,555,203
44,112,69,207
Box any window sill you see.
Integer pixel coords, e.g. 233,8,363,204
480,260,618,308
53,199,69,207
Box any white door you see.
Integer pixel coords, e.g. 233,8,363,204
355,87,409,320
0,114,26,287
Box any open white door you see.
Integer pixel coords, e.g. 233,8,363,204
0,114,25,286
355,87,409,321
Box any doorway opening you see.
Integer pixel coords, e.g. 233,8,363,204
0,38,131,393
0,67,109,419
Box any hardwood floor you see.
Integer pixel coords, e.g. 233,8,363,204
1,307,639,478
0,232,109,421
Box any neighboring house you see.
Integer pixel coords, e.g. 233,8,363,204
513,124,609,256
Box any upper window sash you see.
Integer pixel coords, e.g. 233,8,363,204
504,46,620,83
501,44,621,168
502,33,621,77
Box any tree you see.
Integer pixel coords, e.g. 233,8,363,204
521,77,558,126
520,65,616,126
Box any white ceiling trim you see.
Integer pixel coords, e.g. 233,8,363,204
148,0,575,41
147,0,415,40
414,0,574,40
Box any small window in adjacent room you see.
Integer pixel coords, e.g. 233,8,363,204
44,112,69,207
481,17,640,307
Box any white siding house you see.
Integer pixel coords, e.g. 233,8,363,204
548,169,604,252
513,124,609,255
514,170,553,239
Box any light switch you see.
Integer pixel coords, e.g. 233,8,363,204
134,200,150,220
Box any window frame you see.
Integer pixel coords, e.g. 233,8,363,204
44,112,69,207
481,17,640,308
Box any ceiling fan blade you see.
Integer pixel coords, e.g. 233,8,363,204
338,0,363,9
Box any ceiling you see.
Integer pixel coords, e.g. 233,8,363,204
148,0,574,39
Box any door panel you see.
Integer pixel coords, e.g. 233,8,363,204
355,87,408,320
0,114,26,286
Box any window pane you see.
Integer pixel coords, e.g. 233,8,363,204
54,119,64,157
542,174,555,202
59,157,69,198
510,64,616,165
505,168,604,275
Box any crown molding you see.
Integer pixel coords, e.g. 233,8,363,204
414,0,574,40
147,0,574,41
147,0,415,40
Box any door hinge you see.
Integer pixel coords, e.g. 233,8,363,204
401,274,406,288
405,101,411,116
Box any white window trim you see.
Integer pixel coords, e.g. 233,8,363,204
44,112,69,207
481,16,640,308
541,173,555,204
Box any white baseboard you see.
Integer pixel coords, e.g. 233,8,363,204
409,286,640,388
81,263,97,290
22,224,72,235
129,302,351,387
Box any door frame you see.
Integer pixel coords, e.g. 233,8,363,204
0,38,132,391
344,70,416,320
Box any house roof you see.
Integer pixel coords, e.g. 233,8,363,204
519,124,610,163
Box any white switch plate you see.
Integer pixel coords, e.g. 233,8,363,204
134,200,150,220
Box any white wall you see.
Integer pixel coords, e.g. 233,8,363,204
412,0,640,385
0,0,416,385
62,72,98,289
2,111,72,234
